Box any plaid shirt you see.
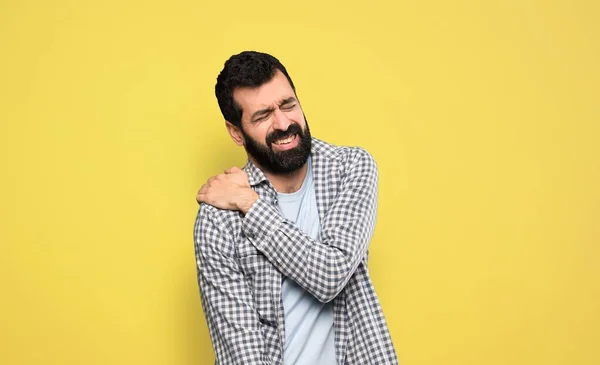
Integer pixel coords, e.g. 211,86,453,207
194,138,399,365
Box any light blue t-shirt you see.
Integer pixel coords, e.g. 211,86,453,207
277,158,337,365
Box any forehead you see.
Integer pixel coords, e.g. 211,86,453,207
233,70,295,114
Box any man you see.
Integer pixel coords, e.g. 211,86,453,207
194,51,398,365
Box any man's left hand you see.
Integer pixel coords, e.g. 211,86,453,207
196,167,258,215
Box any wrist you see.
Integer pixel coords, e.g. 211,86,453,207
237,188,259,215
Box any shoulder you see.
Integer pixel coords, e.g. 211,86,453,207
312,137,377,173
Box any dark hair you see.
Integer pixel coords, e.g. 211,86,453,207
215,51,296,128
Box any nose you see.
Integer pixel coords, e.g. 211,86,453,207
271,107,291,131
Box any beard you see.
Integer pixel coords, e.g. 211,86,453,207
241,120,312,174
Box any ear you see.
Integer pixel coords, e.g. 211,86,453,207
226,122,245,146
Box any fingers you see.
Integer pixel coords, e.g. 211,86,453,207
197,167,247,205
196,184,208,204
224,166,242,174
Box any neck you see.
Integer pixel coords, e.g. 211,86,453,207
252,159,309,194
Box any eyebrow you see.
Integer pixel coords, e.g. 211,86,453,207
279,97,297,106
249,97,298,123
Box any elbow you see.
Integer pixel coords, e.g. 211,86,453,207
318,293,339,304
315,290,337,304
314,277,348,303
311,254,358,303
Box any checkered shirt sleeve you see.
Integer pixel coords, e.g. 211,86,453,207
242,148,378,303
194,205,272,365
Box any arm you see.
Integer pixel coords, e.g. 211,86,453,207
243,148,378,303
194,205,271,364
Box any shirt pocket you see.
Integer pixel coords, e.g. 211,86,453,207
237,237,277,327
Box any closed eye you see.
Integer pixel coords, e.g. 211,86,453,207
280,103,296,111
254,114,269,123
250,108,273,124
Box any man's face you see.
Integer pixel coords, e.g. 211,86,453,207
232,70,311,174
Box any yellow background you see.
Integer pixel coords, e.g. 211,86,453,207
1,0,598,364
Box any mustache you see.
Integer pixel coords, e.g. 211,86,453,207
266,124,303,146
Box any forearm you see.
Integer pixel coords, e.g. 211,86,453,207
242,193,376,303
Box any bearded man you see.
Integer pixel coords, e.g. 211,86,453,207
194,51,399,365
